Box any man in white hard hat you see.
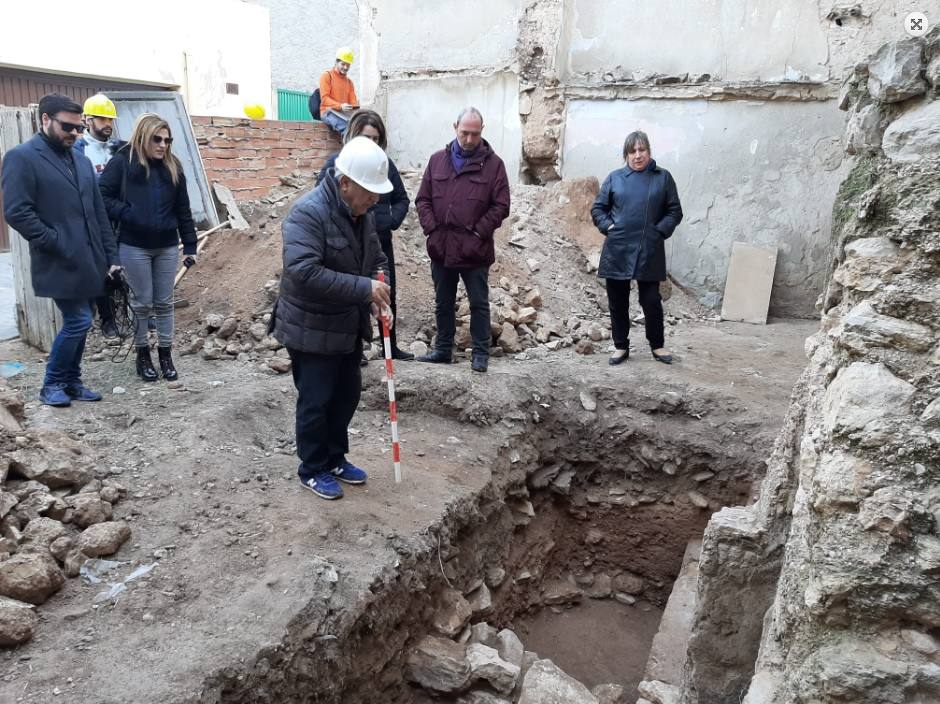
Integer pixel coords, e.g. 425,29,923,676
272,136,393,501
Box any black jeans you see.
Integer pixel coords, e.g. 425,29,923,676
95,295,114,325
431,261,490,357
374,235,401,350
287,348,362,481
605,279,664,350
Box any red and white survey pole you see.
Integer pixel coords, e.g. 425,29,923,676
377,272,402,483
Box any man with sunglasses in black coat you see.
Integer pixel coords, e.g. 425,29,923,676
1,93,120,407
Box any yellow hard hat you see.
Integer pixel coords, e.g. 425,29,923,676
244,103,265,120
83,93,117,119
336,47,354,64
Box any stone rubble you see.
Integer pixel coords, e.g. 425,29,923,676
0,381,133,647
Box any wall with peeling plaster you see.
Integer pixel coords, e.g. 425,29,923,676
376,73,522,180
564,99,849,315
258,0,940,315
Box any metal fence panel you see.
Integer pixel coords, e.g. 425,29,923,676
105,91,220,230
277,88,314,122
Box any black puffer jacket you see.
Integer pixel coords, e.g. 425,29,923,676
317,154,409,243
272,170,389,355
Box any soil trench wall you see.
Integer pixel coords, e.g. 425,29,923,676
190,116,341,201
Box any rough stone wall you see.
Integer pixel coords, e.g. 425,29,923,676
681,27,940,704
191,116,340,200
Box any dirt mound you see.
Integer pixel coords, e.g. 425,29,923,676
173,175,710,361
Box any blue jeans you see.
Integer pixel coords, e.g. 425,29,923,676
45,299,94,387
322,110,349,135
120,244,178,348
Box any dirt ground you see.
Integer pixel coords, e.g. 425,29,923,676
0,313,814,703
0,175,817,703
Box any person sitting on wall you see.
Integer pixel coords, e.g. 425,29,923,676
590,130,683,366
75,93,124,339
319,46,359,135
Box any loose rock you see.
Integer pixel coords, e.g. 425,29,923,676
405,635,471,693
0,595,38,646
518,658,599,704
0,552,65,605
466,643,521,694
77,521,132,557
433,588,472,637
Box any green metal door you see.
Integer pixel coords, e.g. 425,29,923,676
276,88,314,122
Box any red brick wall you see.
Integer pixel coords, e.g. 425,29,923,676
190,116,341,201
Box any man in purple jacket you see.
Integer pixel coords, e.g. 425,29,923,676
415,107,511,373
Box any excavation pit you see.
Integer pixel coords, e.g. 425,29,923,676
0,318,813,703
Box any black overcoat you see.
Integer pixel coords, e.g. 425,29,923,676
591,160,683,282
2,134,117,299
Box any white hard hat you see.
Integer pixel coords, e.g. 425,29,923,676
335,136,393,194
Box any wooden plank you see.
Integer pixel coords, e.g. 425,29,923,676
1,106,60,350
720,242,778,325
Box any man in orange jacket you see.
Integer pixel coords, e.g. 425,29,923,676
319,47,359,135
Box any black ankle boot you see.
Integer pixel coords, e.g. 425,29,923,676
158,346,178,381
136,346,158,382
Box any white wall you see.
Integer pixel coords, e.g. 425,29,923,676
562,99,848,316
564,0,831,82
0,0,271,118
252,0,358,94
381,72,521,180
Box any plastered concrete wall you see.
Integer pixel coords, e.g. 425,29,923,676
252,0,359,94
379,72,521,180
562,99,848,317
0,0,271,119
564,0,831,82
367,0,521,72
563,0,940,82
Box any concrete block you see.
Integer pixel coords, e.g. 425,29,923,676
720,243,778,324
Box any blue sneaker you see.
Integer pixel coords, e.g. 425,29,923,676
65,384,103,402
39,384,71,407
300,472,343,500
331,459,368,485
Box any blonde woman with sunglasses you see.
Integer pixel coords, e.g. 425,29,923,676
100,113,197,381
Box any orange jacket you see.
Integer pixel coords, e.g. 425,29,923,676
318,68,358,117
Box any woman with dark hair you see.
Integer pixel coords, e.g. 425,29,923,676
591,130,683,365
318,109,413,360
100,113,197,381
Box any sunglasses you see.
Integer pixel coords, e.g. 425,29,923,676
151,135,174,145
52,117,85,134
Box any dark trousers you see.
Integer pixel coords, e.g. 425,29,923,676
45,299,93,386
375,236,401,351
431,261,490,357
287,348,362,481
605,279,665,351
95,295,113,324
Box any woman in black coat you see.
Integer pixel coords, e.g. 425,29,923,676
100,113,197,382
317,109,412,360
591,131,683,365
